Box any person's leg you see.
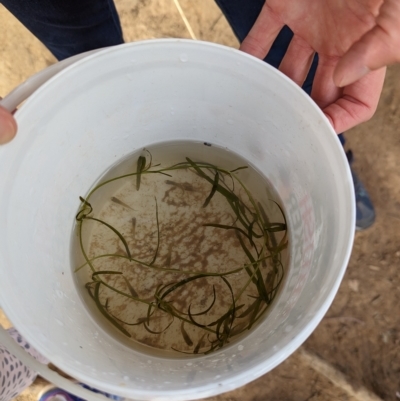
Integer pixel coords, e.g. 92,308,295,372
1,0,124,60
0,328,122,401
215,0,375,229
0,328,48,401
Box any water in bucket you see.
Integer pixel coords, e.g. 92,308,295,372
72,141,289,357
0,41,354,400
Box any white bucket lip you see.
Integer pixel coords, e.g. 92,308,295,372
0,39,355,400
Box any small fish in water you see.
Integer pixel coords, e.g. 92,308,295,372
180,321,193,346
265,271,275,294
194,333,206,354
230,322,247,337
165,180,195,192
110,197,134,211
114,246,128,257
131,217,136,239
123,276,138,298
136,315,163,324
165,244,173,267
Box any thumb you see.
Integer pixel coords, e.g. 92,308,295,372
0,105,17,144
334,0,400,87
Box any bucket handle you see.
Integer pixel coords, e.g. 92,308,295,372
0,324,124,401
0,49,100,112
0,47,123,399
0,325,119,400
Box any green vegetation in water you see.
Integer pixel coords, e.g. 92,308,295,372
75,150,288,355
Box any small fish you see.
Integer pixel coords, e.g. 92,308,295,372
165,180,195,192
136,155,147,190
136,316,159,324
131,217,136,239
265,271,276,294
230,322,247,337
180,321,194,346
194,334,206,354
114,245,128,257
165,244,173,267
238,299,259,318
202,171,219,208
110,197,134,211
123,276,138,298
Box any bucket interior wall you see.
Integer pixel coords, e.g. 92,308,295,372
0,41,354,400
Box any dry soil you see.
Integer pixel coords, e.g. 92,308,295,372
0,1,399,400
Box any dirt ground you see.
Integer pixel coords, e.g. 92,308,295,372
0,1,399,400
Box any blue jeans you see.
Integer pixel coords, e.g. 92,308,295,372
1,0,123,61
2,0,344,142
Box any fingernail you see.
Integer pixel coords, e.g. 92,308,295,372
338,65,370,87
0,118,16,144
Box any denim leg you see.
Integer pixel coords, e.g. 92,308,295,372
1,0,124,60
214,0,266,44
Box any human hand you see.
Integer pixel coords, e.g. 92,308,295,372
334,0,400,87
0,101,17,144
240,0,386,133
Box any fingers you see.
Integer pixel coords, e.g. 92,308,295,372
240,2,284,59
279,34,315,86
311,55,341,109
0,106,17,145
334,0,400,87
323,67,386,133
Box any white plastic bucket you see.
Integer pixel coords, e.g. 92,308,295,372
0,39,354,400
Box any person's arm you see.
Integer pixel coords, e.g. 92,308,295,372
239,0,387,134
0,103,17,145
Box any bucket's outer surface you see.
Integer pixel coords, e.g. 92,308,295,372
0,40,354,400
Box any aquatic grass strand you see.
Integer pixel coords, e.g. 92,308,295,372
75,151,287,354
